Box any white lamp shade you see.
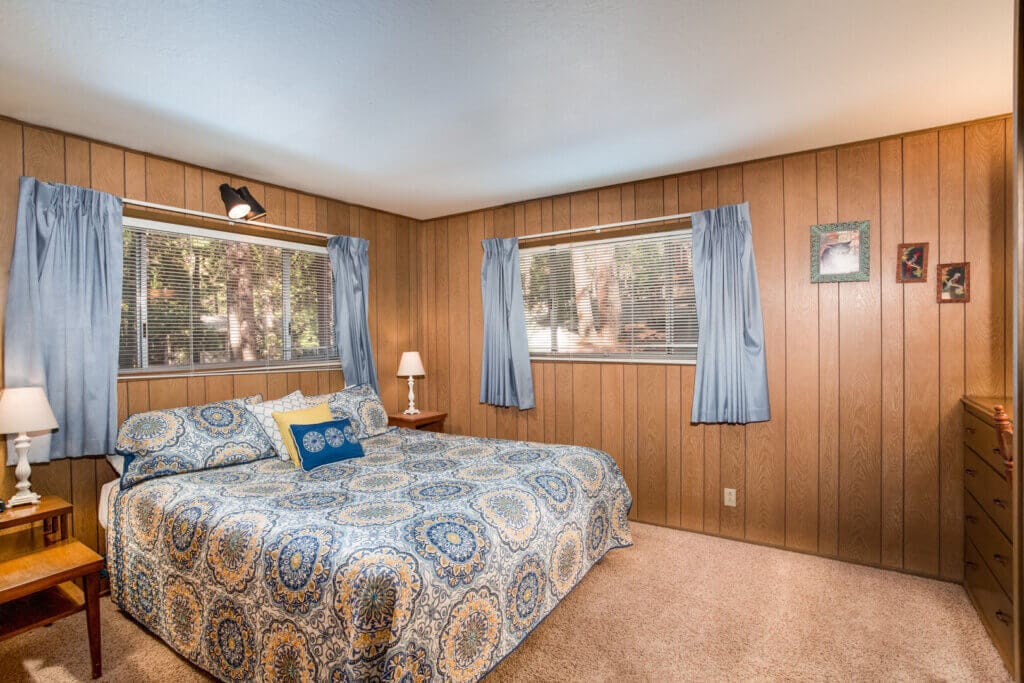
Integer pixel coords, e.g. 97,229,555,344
397,351,426,377
0,387,58,434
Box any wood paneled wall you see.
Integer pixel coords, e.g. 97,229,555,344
416,116,1013,581
0,112,1012,582
0,116,419,553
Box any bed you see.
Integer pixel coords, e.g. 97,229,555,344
106,426,632,681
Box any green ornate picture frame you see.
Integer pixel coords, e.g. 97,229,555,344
809,221,870,283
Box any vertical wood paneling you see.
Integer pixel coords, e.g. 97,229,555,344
622,364,638,520
572,364,602,450
600,365,624,472
816,149,841,556
879,138,905,569
902,132,940,575
743,159,786,546
717,166,746,539
665,364,682,527
447,215,470,434
964,121,1006,397
783,153,820,552
637,365,667,524
836,142,882,566
937,127,966,581
700,170,721,535
468,212,487,437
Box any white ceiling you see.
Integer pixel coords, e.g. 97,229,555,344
0,1,1013,220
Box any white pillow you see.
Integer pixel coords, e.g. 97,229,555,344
244,390,309,460
106,454,124,476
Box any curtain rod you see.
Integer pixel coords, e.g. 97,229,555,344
516,211,693,243
121,198,327,239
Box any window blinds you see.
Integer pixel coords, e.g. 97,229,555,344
519,229,697,362
120,217,337,373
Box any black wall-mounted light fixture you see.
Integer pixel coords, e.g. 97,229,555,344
218,184,268,221
236,186,267,221
219,183,250,220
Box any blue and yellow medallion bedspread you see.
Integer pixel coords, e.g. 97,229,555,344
107,427,633,682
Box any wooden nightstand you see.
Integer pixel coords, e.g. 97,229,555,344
0,496,103,679
388,410,447,432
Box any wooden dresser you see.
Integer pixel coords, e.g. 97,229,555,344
961,395,1015,675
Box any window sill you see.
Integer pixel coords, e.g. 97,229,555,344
528,356,696,366
118,361,341,381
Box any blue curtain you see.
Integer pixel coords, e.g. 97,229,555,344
480,237,534,409
690,202,770,424
328,235,380,393
5,177,123,464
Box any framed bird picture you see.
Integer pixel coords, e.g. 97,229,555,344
936,262,970,303
896,242,928,283
810,221,870,283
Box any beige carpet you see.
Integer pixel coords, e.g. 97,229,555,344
0,523,1008,682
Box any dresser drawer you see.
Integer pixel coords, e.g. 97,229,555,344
965,539,1014,670
965,491,1013,595
964,449,1012,536
963,411,1004,473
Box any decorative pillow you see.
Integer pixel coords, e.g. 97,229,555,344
288,418,365,471
320,384,390,440
272,402,334,467
244,390,309,460
116,398,276,489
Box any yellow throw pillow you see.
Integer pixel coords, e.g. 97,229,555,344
273,403,333,467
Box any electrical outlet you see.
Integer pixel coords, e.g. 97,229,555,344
723,488,737,507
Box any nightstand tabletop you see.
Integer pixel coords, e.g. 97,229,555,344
0,496,72,531
388,410,447,428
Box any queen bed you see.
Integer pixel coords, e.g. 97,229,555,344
105,421,632,681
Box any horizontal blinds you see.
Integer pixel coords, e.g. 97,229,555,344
519,229,697,362
120,221,337,373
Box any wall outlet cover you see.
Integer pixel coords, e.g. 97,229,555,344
724,488,737,507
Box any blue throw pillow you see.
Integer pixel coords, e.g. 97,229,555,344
288,418,365,471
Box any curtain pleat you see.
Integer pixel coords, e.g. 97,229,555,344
5,177,123,464
480,237,534,410
690,202,770,424
328,235,380,393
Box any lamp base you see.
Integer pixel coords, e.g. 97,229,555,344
404,376,421,415
8,489,40,507
8,432,41,507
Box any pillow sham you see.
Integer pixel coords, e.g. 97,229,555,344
319,384,390,440
288,418,364,471
116,398,275,489
272,402,333,467
244,390,308,460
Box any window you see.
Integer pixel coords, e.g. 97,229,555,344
519,229,697,362
120,217,337,373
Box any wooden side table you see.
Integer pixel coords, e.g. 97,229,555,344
388,410,447,432
0,496,104,679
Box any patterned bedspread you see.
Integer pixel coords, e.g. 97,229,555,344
107,427,632,682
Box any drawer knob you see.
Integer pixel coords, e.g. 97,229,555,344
965,468,977,477
993,498,1008,509
965,427,976,434
993,553,1009,566
965,560,978,570
966,514,979,524
995,609,1012,625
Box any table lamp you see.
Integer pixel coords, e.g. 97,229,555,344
397,352,426,415
0,387,58,507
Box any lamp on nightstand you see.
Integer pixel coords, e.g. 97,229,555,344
0,387,58,507
397,352,426,415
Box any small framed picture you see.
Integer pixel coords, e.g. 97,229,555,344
896,242,928,283
937,262,970,303
810,221,870,283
